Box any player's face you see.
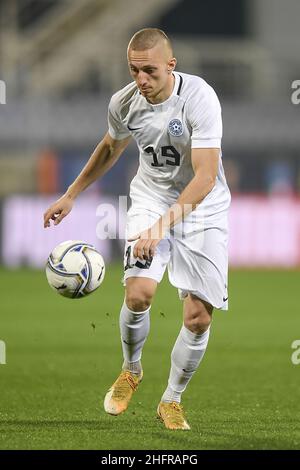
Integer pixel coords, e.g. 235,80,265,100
127,44,176,104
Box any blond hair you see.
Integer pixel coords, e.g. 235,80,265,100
128,28,173,55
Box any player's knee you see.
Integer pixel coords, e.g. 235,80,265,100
184,316,210,334
125,287,153,312
184,297,213,334
184,312,211,334
125,278,157,312
125,293,152,312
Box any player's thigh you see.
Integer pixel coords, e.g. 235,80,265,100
123,208,171,310
123,240,169,310
123,207,171,281
168,226,228,310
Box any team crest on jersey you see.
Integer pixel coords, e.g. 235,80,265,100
168,119,183,137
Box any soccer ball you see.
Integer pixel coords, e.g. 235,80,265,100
46,240,105,299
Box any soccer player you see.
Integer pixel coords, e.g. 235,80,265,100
44,28,231,430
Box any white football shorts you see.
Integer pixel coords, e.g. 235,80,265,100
123,206,229,310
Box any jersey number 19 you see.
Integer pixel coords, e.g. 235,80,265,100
145,146,180,167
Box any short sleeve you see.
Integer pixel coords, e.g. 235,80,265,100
187,82,222,149
107,94,131,140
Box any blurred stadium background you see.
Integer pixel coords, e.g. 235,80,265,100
0,0,299,450
0,0,300,267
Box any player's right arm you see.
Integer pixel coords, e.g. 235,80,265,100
43,132,131,228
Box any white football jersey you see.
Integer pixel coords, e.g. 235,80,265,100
108,71,231,221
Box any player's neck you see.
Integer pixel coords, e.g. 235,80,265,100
147,74,175,105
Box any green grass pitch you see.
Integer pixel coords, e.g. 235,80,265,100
0,266,299,449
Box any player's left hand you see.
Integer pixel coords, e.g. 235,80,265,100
128,221,166,260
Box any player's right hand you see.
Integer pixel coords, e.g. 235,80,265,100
43,195,74,228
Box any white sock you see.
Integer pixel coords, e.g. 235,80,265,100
161,325,210,403
119,301,150,376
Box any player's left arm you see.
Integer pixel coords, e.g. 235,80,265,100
130,147,219,260
169,146,219,214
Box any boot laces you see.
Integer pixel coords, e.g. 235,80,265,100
166,402,186,426
112,371,139,401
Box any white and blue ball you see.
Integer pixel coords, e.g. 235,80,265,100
46,240,105,299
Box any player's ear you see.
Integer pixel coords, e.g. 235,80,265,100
167,58,177,73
